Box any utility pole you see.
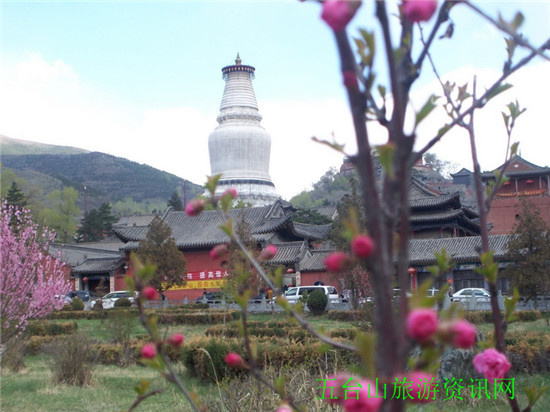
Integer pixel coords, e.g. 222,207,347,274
83,185,87,242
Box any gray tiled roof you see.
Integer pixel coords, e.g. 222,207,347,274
49,243,124,266
115,201,330,250
269,241,306,265
409,235,510,265
72,256,125,274
410,193,461,210
300,250,333,272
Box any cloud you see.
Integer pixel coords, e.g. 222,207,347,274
2,54,548,205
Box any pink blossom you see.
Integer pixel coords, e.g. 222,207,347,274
402,0,438,23
407,371,437,403
406,308,438,343
450,320,477,349
259,244,278,261
321,373,349,405
141,343,157,359
321,0,361,32
224,352,245,369
324,252,352,272
210,244,229,260
342,379,382,412
167,333,185,347
275,404,292,412
351,234,375,259
223,188,238,199
473,348,511,381
1,202,70,347
185,199,206,216
142,286,157,300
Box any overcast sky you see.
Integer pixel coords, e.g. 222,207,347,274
1,1,549,200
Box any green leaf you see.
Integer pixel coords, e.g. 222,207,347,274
376,143,395,179
510,142,519,157
436,124,451,138
134,379,150,396
487,83,513,100
355,332,376,377
377,85,386,99
415,95,439,126
511,11,525,31
311,136,346,154
504,288,519,323
524,384,548,407
457,83,471,102
205,174,222,196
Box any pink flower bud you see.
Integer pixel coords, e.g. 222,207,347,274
259,244,277,261
321,0,361,32
324,252,352,273
142,286,157,300
473,348,511,381
402,0,438,23
343,70,359,89
276,404,292,412
167,333,184,347
223,187,238,199
407,371,437,403
141,342,157,359
406,308,438,343
224,352,245,369
342,379,382,412
449,320,477,349
351,234,375,259
210,244,229,260
185,199,206,216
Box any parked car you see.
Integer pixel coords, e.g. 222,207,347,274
65,290,92,302
283,285,339,304
195,291,233,304
452,288,490,303
91,291,136,309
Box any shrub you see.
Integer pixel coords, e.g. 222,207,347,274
69,297,85,311
515,310,542,322
307,290,328,316
44,333,97,386
104,310,137,347
26,320,77,336
24,335,57,355
114,297,132,308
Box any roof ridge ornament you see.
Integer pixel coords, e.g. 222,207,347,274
235,53,241,65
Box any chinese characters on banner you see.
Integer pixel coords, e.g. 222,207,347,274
168,270,228,290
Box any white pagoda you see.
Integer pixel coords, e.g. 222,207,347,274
207,55,280,206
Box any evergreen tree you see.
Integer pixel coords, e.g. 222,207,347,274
503,199,550,306
168,191,184,211
5,182,27,209
136,216,186,296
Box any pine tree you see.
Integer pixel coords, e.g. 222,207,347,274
6,182,27,209
168,191,184,211
503,199,550,306
136,216,186,296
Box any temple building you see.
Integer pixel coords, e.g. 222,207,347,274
482,155,550,235
207,55,280,206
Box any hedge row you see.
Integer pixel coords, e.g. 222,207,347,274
156,311,239,325
181,336,359,382
26,320,77,337
205,321,357,341
464,310,542,324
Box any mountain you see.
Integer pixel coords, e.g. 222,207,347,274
0,136,203,211
0,135,89,156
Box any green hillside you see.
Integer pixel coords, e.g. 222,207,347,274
1,136,203,212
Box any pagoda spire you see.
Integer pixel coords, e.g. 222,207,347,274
207,56,280,206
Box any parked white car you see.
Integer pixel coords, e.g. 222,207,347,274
452,288,490,303
283,285,339,304
91,291,136,309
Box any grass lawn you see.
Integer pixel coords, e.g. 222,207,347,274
1,311,549,411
